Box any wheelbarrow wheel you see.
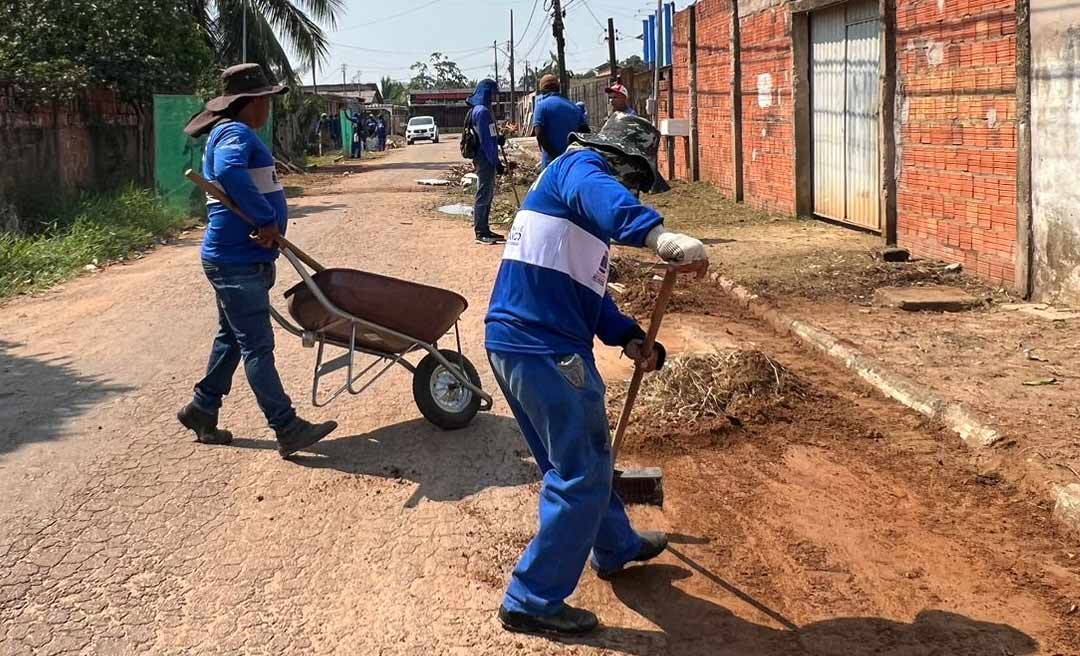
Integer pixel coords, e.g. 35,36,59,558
413,349,482,430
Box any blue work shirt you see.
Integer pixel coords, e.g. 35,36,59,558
485,148,664,358
200,121,288,265
467,80,502,168
533,92,587,168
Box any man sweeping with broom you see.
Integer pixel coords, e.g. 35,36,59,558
485,113,708,636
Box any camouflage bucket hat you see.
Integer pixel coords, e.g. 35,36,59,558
568,112,670,193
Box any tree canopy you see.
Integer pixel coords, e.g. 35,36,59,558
409,53,470,90
194,0,344,88
0,0,212,101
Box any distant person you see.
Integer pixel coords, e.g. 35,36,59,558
366,114,379,152
606,80,636,116
348,111,365,158
532,74,589,169
180,63,337,457
465,79,506,245
376,116,387,151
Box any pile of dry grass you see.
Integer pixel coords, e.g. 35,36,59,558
629,350,803,424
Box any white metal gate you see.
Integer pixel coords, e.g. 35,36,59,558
811,0,881,231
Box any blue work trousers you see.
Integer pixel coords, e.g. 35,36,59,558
488,350,643,617
192,261,296,431
472,156,496,237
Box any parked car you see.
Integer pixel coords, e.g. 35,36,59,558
406,116,439,145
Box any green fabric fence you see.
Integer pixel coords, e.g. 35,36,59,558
153,95,272,213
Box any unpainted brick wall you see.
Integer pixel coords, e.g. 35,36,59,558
658,0,1020,287
896,0,1018,283
739,4,795,214
658,0,795,213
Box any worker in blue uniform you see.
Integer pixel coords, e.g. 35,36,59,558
532,74,590,169
485,112,709,636
466,79,507,245
180,64,338,458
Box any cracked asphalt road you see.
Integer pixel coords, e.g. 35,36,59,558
0,142,557,655
3,140,1078,655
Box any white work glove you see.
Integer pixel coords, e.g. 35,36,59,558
645,226,708,264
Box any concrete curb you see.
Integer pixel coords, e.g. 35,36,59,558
713,276,1080,537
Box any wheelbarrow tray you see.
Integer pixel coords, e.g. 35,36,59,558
283,268,468,354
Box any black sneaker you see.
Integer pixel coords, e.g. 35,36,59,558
498,605,599,636
475,234,499,245
275,417,338,459
177,403,233,445
484,231,506,243
591,531,668,580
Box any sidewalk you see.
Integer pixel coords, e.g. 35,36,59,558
643,182,1080,534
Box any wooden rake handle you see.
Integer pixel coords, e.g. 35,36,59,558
184,169,326,273
611,259,708,463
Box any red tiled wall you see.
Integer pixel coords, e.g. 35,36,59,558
895,0,1018,283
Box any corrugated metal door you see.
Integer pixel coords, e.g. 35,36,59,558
811,0,881,231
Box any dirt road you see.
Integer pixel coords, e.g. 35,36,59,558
1,140,1077,655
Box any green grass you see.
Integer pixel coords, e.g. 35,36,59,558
0,185,194,298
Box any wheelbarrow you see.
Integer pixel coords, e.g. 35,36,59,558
185,170,493,430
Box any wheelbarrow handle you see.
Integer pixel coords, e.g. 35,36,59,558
184,169,326,273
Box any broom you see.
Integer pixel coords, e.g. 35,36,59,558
611,259,708,506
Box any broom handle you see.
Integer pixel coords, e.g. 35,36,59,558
185,170,326,273
611,266,679,464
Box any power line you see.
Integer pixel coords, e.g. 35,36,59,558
579,0,607,30
517,0,542,43
328,42,491,57
332,0,444,32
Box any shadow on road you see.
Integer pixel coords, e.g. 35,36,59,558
561,563,1037,656
0,340,132,456
236,414,538,506
288,202,348,220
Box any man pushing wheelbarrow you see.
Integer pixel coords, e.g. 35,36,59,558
177,64,337,457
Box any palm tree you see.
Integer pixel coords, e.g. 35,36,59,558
379,76,407,105
191,0,344,86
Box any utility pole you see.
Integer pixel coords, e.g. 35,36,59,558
493,41,500,119
653,0,662,127
509,10,517,125
607,17,618,82
341,64,347,88
551,0,569,95
313,59,322,157
241,0,248,62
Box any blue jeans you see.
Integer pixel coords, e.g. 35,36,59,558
473,157,496,237
488,350,643,617
351,139,363,159
192,261,296,432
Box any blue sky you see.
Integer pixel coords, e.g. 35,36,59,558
311,0,675,86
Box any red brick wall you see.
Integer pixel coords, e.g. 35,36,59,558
896,0,1018,283
696,0,737,194
658,0,794,213
739,4,795,214
657,0,1019,286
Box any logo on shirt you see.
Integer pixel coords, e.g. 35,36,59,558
592,253,609,286
508,224,523,244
